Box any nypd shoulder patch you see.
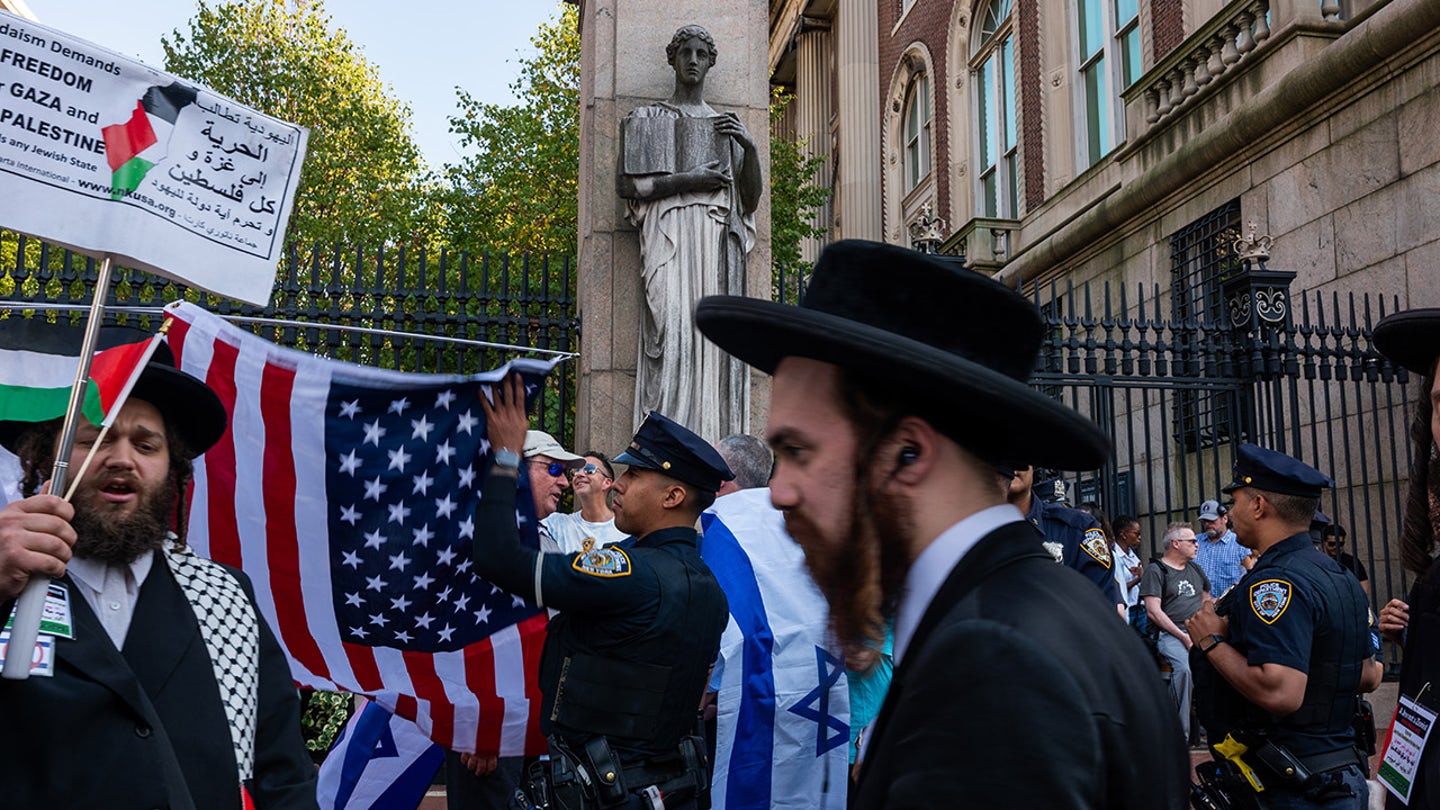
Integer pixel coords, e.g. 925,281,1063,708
1250,579,1293,625
1081,528,1112,567
572,548,632,578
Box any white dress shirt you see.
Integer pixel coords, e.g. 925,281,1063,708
892,503,1025,666
66,550,156,649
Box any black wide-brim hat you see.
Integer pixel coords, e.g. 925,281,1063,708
1373,308,1440,376
695,240,1110,471
0,325,227,458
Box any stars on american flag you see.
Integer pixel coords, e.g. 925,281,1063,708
325,379,544,653
456,410,478,435
338,449,361,476
363,420,387,446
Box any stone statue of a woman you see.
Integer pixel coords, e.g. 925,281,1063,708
618,25,760,440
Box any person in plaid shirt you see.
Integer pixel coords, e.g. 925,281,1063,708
1193,499,1253,598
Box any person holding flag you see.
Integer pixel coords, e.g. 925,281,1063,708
476,375,731,810
0,332,317,810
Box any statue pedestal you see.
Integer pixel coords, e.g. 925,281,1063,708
575,0,771,457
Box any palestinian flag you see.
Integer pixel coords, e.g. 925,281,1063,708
0,319,163,428
101,81,198,200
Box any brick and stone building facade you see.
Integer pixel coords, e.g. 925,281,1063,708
770,0,1440,591
771,0,1440,297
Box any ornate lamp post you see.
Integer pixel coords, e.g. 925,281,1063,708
1220,222,1295,380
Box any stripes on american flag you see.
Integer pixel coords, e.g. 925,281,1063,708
163,301,555,756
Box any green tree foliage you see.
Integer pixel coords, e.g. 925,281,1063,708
768,87,830,303
162,0,431,251
441,4,579,257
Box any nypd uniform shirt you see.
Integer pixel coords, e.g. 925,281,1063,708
469,472,682,615
467,471,728,750
1224,531,1370,756
1024,496,1121,605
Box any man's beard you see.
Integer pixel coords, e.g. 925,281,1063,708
785,477,915,675
70,476,174,565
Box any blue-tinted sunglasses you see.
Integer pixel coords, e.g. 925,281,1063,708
530,460,569,477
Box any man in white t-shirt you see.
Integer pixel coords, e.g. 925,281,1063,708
541,451,628,554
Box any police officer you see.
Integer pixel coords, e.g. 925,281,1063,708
474,374,730,810
1186,444,1382,809
1007,465,1123,611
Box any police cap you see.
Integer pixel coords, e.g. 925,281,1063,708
1221,443,1333,498
614,411,735,492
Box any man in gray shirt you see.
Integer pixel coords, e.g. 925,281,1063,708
1141,522,1211,742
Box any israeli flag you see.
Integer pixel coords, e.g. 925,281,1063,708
702,488,849,810
317,697,445,810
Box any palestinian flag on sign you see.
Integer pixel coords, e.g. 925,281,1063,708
0,319,163,429
101,81,198,200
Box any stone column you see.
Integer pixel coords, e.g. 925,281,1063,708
795,25,833,261
575,0,772,457
836,0,882,241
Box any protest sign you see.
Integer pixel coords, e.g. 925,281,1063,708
0,12,308,306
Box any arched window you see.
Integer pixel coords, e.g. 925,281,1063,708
1076,0,1141,169
902,72,932,191
974,0,1016,218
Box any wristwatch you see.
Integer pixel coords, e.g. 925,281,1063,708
493,448,521,470
1198,634,1226,654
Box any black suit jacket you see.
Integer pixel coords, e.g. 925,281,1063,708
0,557,317,810
853,521,1189,809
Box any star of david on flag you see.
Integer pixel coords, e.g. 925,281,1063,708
787,647,849,757
164,301,556,756
701,488,849,810
317,698,444,810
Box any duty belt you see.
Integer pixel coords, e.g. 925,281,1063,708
525,734,708,810
1295,747,1366,778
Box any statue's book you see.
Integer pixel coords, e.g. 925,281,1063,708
623,115,728,175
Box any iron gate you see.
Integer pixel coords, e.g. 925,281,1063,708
1029,271,1416,669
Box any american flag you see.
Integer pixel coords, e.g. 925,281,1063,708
162,301,555,756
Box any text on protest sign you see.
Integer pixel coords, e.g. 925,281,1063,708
0,14,308,306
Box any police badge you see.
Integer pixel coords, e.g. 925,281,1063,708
1249,579,1292,624
1042,541,1065,563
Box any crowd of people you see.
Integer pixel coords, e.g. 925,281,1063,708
3,238,1440,810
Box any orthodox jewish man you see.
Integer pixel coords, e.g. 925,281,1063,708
0,340,316,809
694,239,1188,809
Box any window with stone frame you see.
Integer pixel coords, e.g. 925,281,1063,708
1169,198,1251,451
974,0,1017,218
1075,0,1142,170
902,72,933,192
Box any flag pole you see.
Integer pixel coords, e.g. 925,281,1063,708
2,254,116,680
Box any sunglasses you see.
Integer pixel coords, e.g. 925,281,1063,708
530,460,569,477
570,463,608,478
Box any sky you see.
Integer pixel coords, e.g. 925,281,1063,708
26,0,564,171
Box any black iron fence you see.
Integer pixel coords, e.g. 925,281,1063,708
1028,270,1415,669
0,231,579,445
